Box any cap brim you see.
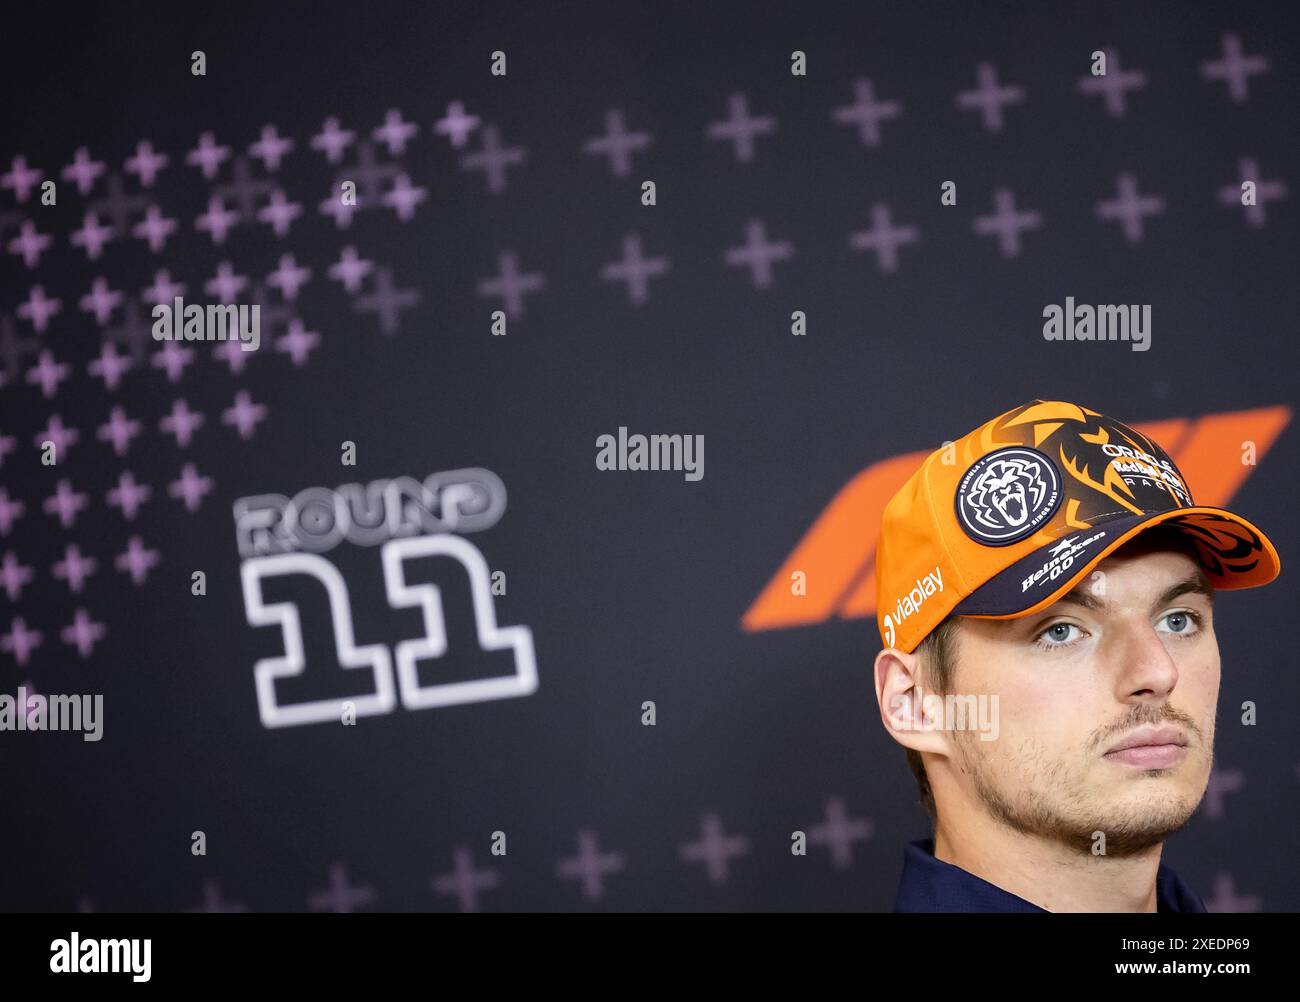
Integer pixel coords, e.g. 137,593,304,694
952,506,1281,620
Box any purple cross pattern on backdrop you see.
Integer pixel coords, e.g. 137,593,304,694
0,23,1287,913
0,108,459,673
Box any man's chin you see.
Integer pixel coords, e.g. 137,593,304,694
1077,791,1199,855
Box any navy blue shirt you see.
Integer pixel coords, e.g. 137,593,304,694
894,838,1208,912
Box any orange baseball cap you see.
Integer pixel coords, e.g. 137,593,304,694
876,399,1282,653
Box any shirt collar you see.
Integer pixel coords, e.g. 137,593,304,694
894,838,1208,912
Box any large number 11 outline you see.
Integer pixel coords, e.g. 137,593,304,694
240,535,539,729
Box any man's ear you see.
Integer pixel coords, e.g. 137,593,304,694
874,647,948,756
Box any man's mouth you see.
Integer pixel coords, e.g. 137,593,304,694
1103,726,1189,769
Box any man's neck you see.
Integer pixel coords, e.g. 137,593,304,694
932,813,1164,912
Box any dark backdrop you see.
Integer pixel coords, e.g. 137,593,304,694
1,0,1296,911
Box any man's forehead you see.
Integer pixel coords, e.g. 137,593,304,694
1047,554,1214,614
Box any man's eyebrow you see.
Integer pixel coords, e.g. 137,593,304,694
1051,569,1215,613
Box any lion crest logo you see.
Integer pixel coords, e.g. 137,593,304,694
956,447,1062,545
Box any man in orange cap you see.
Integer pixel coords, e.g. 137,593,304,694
874,400,1281,912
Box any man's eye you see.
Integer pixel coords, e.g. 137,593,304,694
1160,610,1203,637
1034,622,1083,650
1034,611,1204,651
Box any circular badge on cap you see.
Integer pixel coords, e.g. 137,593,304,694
955,446,1062,546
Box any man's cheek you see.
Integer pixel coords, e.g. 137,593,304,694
1181,649,1219,744
1004,686,1089,763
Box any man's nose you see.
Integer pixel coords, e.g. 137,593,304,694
1111,620,1180,700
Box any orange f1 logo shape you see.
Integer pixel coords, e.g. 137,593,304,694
742,406,1291,632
